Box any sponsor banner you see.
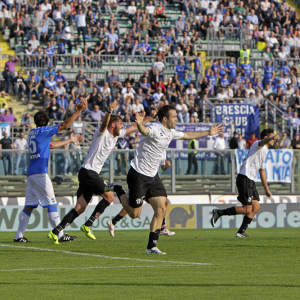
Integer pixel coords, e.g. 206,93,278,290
235,149,293,183
166,205,196,229
197,204,300,229
2,195,300,206
0,204,154,232
214,104,259,138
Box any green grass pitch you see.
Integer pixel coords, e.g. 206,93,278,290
0,229,299,300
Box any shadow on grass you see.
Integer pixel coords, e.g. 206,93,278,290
1,282,300,288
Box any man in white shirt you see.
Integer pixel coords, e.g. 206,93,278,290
115,105,223,254
211,128,279,238
75,8,87,45
49,107,151,244
13,132,28,175
214,132,227,174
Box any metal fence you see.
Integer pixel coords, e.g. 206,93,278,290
0,148,298,194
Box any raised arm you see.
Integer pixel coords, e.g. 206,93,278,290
135,111,150,136
58,99,87,132
99,102,116,133
258,134,279,147
182,124,223,140
125,113,153,136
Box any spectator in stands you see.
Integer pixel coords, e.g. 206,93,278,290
247,132,259,148
240,44,250,64
75,7,87,46
89,104,105,122
0,131,13,175
279,132,291,149
176,97,190,123
3,55,18,93
214,132,227,174
46,96,63,121
20,112,32,131
13,131,28,175
238,133,247,149
13,71,27,100
0,108,17,126
229,132,239,149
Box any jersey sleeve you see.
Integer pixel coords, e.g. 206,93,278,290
43,125,60,137
148,124,160,139
171,129,185,140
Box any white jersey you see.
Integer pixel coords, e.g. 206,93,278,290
82,128,126,174
239,140,268,181
131,123,184,177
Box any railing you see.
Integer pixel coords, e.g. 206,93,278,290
0,148,298,195
264,99,287,134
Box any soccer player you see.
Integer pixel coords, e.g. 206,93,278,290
14,100,87,243
107,154,175,238
210,128,279,238
116,105,223,254
48,109,151,244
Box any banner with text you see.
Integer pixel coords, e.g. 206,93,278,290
197,204,300,229
214,104,259,138
235,149,293,182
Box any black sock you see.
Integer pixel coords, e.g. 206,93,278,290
112,213,124,225
218,207,236,216
52,208,79,235
238,216,253,233
161,217,166,230
147,229,160,249
114,185,126,198
84,199,110,227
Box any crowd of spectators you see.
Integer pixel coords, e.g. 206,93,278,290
0,0,299,150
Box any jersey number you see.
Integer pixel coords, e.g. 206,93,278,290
29,140,37,154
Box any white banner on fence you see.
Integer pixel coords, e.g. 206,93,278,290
235,149,293,183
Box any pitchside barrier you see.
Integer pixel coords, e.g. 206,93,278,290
1,195,300,232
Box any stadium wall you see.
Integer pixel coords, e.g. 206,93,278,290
1,195,300,231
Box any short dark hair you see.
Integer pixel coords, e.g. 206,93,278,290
34,111,49,127
157,105,176,122
260,128,274,139
108,115,122,127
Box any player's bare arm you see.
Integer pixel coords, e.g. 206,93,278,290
58,99,87,132
135,112,150,136
259,168,272,197
182,123,223,140
258,134,280,147
125,112,153,136
99,102,117,133
51,134,83,149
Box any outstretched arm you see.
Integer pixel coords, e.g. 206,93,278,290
58,99,87,132
182,124,223,140
125,112,152,135
258,134,280,147
99,102,117,133
51,134,83,149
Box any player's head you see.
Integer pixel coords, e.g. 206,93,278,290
108,115,123,137
260,128,275,146
157,105,177,129
34,111,49,127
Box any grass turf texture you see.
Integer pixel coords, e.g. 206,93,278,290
0,229,299,300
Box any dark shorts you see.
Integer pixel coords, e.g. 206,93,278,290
76,168,106,203
236,174,260,205
127,167,167,208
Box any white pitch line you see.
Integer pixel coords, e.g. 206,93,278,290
0,244,213,266
0,265,190,272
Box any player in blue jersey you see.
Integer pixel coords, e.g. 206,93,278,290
14,99,87,243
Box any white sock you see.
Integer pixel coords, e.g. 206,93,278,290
48,211,64,238
15,211,30,239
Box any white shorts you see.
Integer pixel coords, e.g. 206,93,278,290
25,173,57,208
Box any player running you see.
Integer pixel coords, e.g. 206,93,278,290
115,105,223,254
210,128,279,238
48,107,150,244
14,100,87,243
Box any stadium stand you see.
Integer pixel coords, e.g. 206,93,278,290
0,0,299,195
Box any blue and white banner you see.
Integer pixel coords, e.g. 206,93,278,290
214,104,260,138
0,122,10,138
235,149,293,183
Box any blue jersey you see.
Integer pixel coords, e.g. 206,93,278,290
27,125,59,176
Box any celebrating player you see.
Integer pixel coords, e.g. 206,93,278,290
210,128,279,238
48,106,151,244
115,105,223,254
14,100,87,243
